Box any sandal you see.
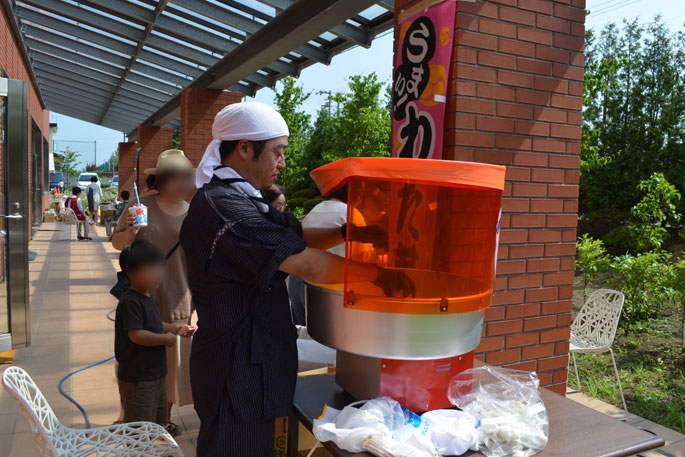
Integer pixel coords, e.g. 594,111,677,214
164,422,180,437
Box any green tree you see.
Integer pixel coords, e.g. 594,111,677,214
56,146,81,176
273,78,311,192
603,172,682,253
324,73,391,162
279,73,392,212
629,172,682,250
172,129,181,149
581,18,685,220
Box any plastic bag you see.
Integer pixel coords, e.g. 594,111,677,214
312,397,439,457
422,409,479,455
448,366,548,457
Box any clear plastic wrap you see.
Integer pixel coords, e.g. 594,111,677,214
448,366,549,457
312,397,440,457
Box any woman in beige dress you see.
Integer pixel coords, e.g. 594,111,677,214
111,149,195,436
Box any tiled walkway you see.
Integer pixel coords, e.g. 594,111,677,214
0,223,199,457
0,222,683,457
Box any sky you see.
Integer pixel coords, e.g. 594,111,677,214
49,0,684,170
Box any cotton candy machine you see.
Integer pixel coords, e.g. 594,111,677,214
306,158,505,411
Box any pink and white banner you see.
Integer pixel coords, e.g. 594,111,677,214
391,0,456,160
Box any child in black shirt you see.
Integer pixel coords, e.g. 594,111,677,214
115,240,195,425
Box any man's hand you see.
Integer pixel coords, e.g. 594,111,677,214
372,267,416,298
164,332,177,347
348,224,389,252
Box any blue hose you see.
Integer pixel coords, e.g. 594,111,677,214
58,308,117,429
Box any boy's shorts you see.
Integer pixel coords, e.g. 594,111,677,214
117,376,167,425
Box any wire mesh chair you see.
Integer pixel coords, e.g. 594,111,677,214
569,289,628,413
2,366,184,457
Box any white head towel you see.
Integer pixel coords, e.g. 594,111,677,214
196,101,289,189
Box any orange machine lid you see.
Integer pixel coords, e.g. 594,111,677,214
310,158,506,195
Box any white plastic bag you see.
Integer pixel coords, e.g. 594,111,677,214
422,409,479,455
312,398,439,457
448,366,549,457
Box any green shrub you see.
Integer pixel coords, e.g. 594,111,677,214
102,187,118,202
289,187,318,200
628,223,670,251
303,196,325,213
666,259,685,350
603,224,670,254
603,225,636,254
287,197,306,211
601,173,681,254
631,172,681,226
607,251,679,333
578,208,631,240
576,234,610,301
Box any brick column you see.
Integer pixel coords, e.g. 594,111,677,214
180,88,243,167
395,0,584,394
118,141,138,197
137,126,174,193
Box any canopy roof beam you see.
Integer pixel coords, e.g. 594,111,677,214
99,0,168,124
134,0,382,134
260,0,373,47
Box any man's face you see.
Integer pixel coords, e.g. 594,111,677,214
159,170,195,201
252,136,288,190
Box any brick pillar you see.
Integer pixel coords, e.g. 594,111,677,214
137,126,174,193
180,88,243,167
395,0,584,394
118,141,138,197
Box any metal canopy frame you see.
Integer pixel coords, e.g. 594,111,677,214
9,0,394,134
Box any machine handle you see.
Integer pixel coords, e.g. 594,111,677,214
0,214,21,219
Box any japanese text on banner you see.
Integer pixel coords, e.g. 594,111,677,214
392,0,456,160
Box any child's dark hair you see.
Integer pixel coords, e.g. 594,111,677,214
263,184,284,205
119,240,165,274
72,186,81,195
121,190,130,200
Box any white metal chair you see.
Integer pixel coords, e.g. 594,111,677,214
569,289,628,413
2,366,184,457
58,207,87,241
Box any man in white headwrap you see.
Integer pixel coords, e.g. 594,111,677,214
181,102,414,457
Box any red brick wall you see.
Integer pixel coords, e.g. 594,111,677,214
117,142,138,198
395,0,584,394
1,6,50,227
137,126,173,194
180,88,242,167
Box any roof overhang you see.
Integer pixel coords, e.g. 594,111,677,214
10,0,394,135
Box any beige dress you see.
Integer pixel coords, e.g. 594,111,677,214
115,194,194,406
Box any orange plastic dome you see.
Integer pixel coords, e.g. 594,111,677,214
310,158,506,315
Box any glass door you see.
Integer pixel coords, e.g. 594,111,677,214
0,78,8,350
0,77,30,351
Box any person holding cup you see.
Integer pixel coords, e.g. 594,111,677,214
111,148,195,436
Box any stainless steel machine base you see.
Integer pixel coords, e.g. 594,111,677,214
305,282,484,360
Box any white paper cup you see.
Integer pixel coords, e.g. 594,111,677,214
129,204,148,227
